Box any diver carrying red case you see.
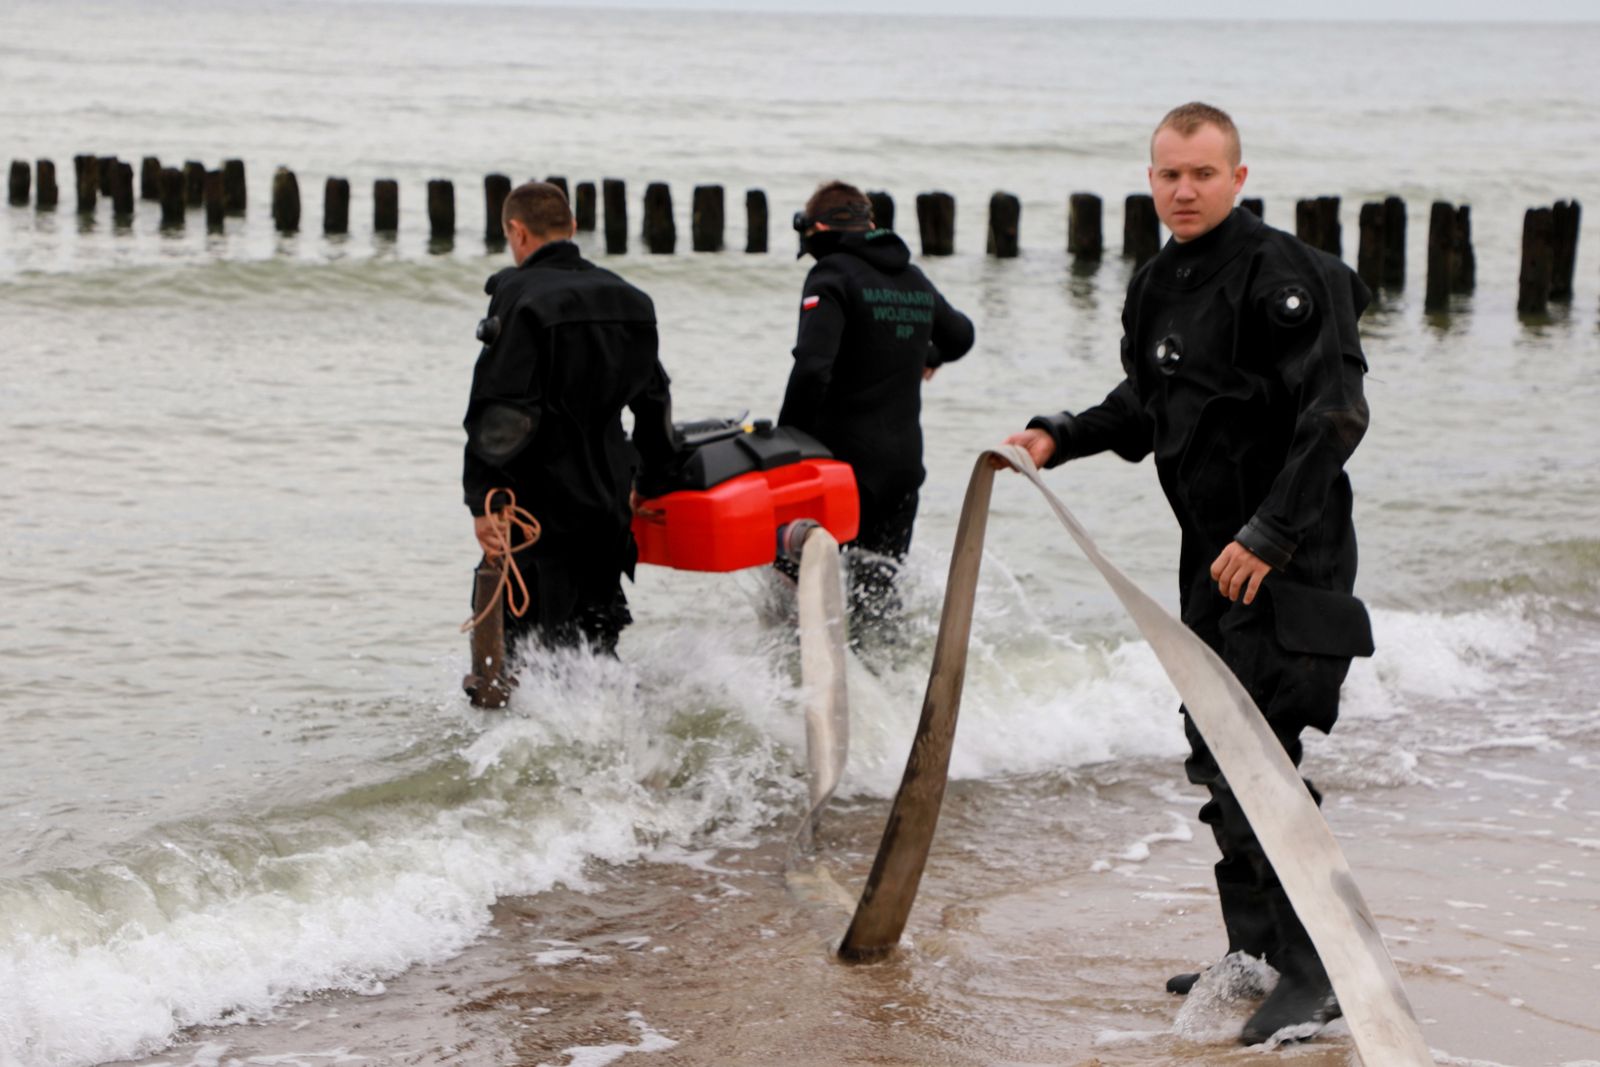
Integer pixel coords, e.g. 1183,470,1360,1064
632,422,859,573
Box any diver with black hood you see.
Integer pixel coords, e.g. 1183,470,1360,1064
779,181,975,632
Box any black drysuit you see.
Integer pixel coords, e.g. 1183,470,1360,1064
1028,207,1374,976
778,229,974,622
463,240,678,656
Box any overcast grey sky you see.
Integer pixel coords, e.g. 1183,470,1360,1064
427,0,1599,19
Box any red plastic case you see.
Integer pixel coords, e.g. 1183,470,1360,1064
632,459,859,572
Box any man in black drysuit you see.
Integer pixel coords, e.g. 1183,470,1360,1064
463,180,679,658
779,180,975,633
1004,104,1375,1045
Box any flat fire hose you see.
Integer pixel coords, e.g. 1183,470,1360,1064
837,447,1434,1066
795,525,850,846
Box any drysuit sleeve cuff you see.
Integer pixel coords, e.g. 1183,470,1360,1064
1026,411,1077,469
1235,520,1296,570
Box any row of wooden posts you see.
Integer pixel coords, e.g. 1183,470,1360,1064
6,155,1584,315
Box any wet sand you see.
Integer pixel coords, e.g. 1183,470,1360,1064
122,729,1599,1067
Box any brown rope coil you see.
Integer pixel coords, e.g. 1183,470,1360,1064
461,488,542,633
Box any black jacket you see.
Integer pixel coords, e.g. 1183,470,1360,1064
1029,209,1373,653
462,241,678,565
778,230,974,504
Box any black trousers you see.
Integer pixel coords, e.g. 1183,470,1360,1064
1181,586,1353,966
844,486,918,635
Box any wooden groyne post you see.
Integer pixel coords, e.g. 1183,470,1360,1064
183,161,205,208
484,173,510,245
1452,205,1475,293
692,184,724,252
546,176,569,203
1123,193,1159,266
204,170,225,231
916,191,955,256
986,192,1020,258
603,178,626,254
745,189,767,253
74,155,97,215
272,167,301,234
111,161,134,219
1068,192,1102,259
1551,199,1581,302
428,179,455,243
140,157,161,201
8,160,29,206
97,156,116,196
1382,196,1406,289
643,182,675,254
1517,206,1555,316
1295,196,1341,256
158,166,185,228
574,181,596,231
35,160,57,210
374,179,399,234
324,177,350,236
867,190,894,231
1425,200,1454,311
223,159,246,215
1357,202,1384,291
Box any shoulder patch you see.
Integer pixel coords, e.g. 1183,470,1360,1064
1268,285,1314,328
802,295,820,311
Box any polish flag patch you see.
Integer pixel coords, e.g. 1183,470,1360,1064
801,295,820,311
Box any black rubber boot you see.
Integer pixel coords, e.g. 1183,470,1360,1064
1166,971,1201,995
1166,867,1279,996
1240,905,1341,1045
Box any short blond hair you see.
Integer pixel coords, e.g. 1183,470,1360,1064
1152,102,1241,168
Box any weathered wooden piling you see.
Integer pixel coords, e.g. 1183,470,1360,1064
1425,200,1454,312
35,160,57,210
1452,205,1475,293
111,162,135,219
467,562,512,710
643,182,675,254
222,159,247,215
141,157,161,201
1357,202,1384,291
1551,199,1581,302
574,181,596,231
545,176,569,203
97,156,117,196
986,192,1020,258
603,178,626,254
204,170,225,230
428,179,455,242
1295,196,1341,256
1240,197,1263,219
1517,206,1555,316
484,173,511,243
692,184,724,252
867,190,894,231
1068,193,1103,259
1123,193,1160,265
271,167,301,233
8,161,29,206
323,177,350,235
158,167,185,228
916,192,955,256
1381,196,1406,289
74,156,97,214
373,179,399,233
183,161,205,208
745,189,767,253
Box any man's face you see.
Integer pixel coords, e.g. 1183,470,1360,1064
1147,123,1247,242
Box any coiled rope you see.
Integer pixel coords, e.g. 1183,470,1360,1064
461,488,542,633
